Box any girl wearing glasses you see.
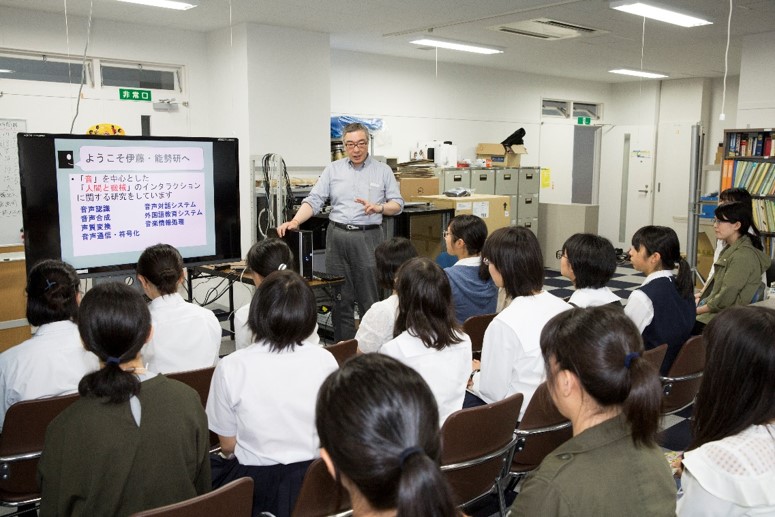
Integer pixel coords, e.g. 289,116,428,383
696,202,770,329
443,214,498,323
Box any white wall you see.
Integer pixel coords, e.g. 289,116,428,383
737,31,775,129
331,49,611,206
0,6,210,136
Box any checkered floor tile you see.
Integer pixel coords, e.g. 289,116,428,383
543,263,645,302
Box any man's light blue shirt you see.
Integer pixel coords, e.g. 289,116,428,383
302,155,404,225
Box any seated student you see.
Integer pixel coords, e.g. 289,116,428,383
511,306,676,516
625,226,695,375
234,238,320,351
380,257,472,425
472,227,572,417
355,237,417,353
316,354,460,517
707,187,755,280
136,244,222,374
207,270,339,517
38,282,211,516
559,233,622,307
443,215,498,323
0,259,98,431
696,202,771,328
676,306,775,516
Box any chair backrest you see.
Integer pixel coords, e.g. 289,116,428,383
130,477,253,517
642,344,668,373
165,367,216,406
291,458,351,517
661,335,706,415
440,392,523,508
462,313,497,354
0,392,80,502
165,367,219,451
326,339,358,367
510,383,572,475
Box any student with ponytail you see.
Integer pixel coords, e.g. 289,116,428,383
234,238,320,351
137,243,221,373
625,225,695,374
695,202,771,328
38,282,211,516
0,259,98,431
316,353,460,517
511,306,675,516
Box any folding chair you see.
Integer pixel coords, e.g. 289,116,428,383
642,343,668,373
440,392,523,517
291,458,351,517
508,383,572,487
166,367,220,452
0,393,80,514
130,477,253,517
462,313,497,360
660,335,706,415
325,339,358,367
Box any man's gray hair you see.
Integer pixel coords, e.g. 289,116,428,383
342,122,370,142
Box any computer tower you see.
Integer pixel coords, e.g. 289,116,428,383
282,229,314,279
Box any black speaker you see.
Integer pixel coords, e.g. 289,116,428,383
282,229,314,279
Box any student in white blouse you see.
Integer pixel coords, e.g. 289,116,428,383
207,270,338,516
137,244,222,374
469,227,571,417
0,260,99,430
677,306,775,516
355,237,417,354
558,233,622,308
381,257,471,426
234,238,320,351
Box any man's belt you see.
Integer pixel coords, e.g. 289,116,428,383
332,222,381,231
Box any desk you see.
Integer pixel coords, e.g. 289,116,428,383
187,265,345,340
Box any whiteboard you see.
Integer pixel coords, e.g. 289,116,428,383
0,119,26,245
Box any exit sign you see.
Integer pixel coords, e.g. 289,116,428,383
577,116,591,125
119,88,152,102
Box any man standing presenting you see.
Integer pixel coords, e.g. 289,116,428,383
278,123,403,341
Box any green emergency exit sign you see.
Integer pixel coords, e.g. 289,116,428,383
119,88,152,102
577,116,591,125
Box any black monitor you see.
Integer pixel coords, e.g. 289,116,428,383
18,134,241,277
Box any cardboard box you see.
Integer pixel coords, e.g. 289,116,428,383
415,194,511,235
476,143,528,168
399,177,439,201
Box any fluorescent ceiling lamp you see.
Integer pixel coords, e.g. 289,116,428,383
116,0,197,10
610,1,712,27
0,69,14,73
609,68,668,79
410,38,503,55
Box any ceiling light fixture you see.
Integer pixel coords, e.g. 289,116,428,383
116,0,197,11
610,1,712,27
609,68,668,79
410,38,503,55
0,69,14,73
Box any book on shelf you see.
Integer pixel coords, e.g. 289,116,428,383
765,135,773,158
722,159,734,191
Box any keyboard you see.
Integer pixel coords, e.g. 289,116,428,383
313,271,345,281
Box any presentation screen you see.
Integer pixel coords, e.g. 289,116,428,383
18,134,240,276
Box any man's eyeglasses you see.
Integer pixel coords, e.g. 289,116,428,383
344,140,368,150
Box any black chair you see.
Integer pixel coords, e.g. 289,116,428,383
462,313,497,360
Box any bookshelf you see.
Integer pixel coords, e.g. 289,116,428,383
720,128,775,257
